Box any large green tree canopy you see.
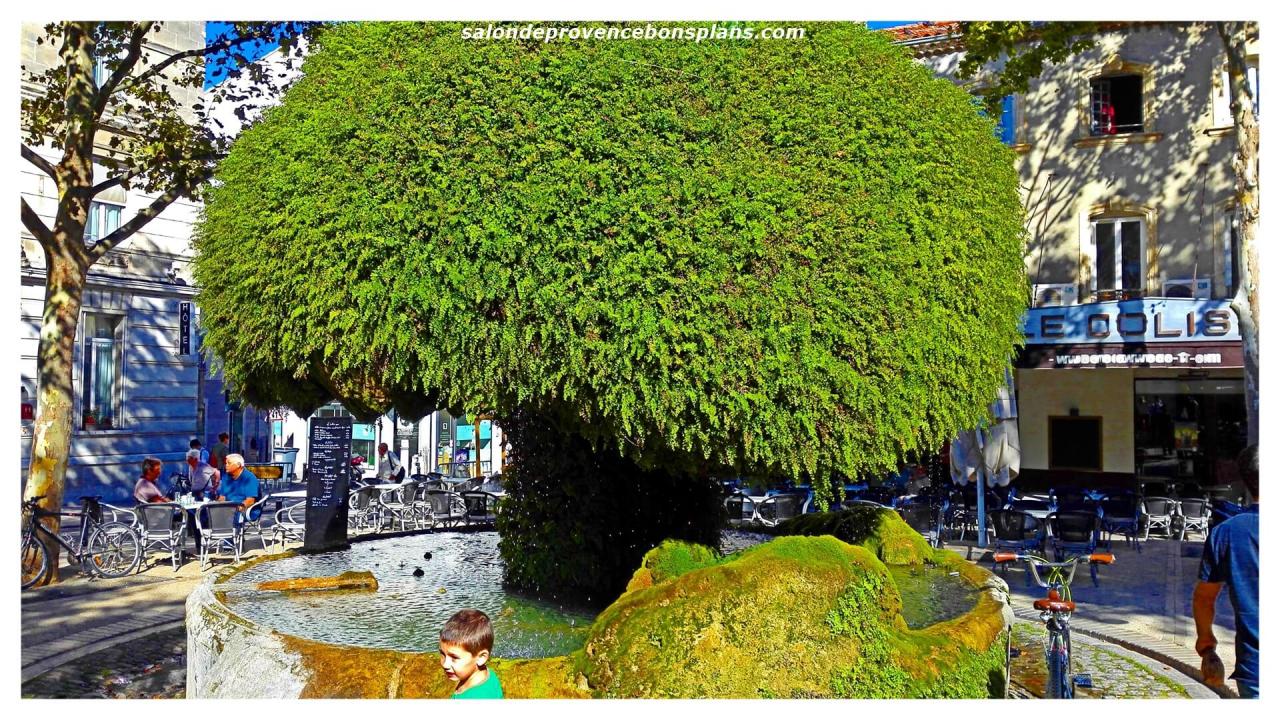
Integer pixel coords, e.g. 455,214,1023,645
195,21,1026,492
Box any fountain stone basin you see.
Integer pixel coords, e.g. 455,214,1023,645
187,512,1011,698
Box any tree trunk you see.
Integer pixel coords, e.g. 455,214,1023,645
1216,22,1260,447
24,248,91,584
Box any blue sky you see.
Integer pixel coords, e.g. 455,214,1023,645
204,22,287,88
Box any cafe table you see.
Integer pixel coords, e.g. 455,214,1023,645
176,496,209,553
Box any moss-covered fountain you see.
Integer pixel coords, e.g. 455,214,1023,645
187,507,1012,698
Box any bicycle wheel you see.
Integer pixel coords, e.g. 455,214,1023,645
21,532,49,589
1045,630,1073,698
86,521,142,578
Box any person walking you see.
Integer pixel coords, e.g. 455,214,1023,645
1192,444,1259,698
376,442,404,482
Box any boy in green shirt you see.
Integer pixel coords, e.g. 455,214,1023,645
440,609,504,699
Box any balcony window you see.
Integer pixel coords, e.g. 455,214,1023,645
80,313,124,430
1092,217,1146,299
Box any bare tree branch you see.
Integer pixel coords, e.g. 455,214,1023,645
21,144,57,180
20,197,53,247
92,22,152,117
91,167,143,197
121,29,292,93
88,184,183,260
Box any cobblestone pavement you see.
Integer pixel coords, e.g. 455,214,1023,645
21,626,187,699
1007,621,1211,698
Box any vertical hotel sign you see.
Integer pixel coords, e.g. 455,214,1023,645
179,301,192,355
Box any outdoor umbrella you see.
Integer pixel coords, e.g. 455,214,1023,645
950,429,983,486
983,370,1021,487
952,369,1021,546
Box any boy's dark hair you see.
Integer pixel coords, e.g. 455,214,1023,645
219,432,230,442
190,439,202,449
1238,445,1259,499
440,609,493,654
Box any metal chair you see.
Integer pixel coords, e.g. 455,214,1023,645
345,486,380,535
724,491,756,524
1140,496,1180,539
424,490,467,528
136,502,187,571
460,491,501,526
101,502,138,526
271,502,307,550
896,502,944,548
240,495,273,552
1048,511,1103,585
195,502,243,569
379,482,420,532
754,493,806,527
1176,497,1212,540
989,509,1045,557
1099,493,1142,551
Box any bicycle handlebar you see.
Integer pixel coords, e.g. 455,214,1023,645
992,551,1115,589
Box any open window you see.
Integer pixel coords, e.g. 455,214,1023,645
1090,74,1144,135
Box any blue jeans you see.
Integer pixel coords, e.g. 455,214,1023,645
1237,679,1259,698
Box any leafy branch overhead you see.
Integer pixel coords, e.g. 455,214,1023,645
20,21,317,248
956,22,1099,115
195,22,1029,504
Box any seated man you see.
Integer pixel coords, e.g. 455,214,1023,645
133,457,171,504
186,449,221,499
217,453,260,516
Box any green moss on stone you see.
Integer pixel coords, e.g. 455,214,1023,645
772,506,935,565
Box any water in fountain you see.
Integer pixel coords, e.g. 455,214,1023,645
224,532,596,658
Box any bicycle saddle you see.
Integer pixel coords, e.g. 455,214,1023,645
1033,589,1076,613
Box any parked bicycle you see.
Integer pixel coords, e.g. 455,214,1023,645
21,495,142,588
995,549,1115,698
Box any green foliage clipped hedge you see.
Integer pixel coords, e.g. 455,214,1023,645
194,21,1027,510
495,411,724,604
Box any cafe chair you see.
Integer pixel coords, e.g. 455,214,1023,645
1176,497,1213,540
1140,496,1179,539
136,502,187,572
196,502,243,570
272,502,307,550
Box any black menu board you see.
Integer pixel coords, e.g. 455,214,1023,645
304,416,352,552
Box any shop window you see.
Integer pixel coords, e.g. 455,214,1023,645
1049,416,1102,471
1091,216,1146,299
1090,74,1144,135
80,313,124,430
85,200,122,244
1134,379,1246,487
